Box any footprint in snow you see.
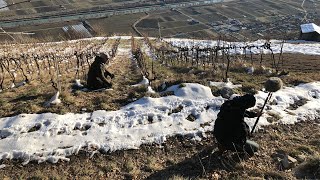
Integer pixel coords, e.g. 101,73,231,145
309,89,320,99
0,129,12,139
28,123,42,133
73,122,92,131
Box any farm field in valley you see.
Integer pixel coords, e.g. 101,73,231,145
1,0,319,42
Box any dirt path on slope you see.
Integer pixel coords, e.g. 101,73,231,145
96,38,144,108
108,39,142,89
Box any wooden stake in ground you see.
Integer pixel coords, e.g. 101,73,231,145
251,77,283,134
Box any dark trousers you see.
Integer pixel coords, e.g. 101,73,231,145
88,78,112,90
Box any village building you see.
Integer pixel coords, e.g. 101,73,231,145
299,23,320,42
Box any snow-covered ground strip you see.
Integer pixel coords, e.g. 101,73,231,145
142,41,158,61
246,82,320,127
1,82,320,164
0,41,97,57
165,38,320,56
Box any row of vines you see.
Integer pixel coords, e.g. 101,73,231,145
0,38,121,92
131,36,285,83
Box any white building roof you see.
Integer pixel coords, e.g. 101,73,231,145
300,23,320,34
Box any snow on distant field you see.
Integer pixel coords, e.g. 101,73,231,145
165,38,320,56
1,82,320,165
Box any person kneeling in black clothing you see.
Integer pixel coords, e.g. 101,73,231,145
87,53,114,90
214,94,260,156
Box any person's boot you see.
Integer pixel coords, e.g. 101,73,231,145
244,140,259,156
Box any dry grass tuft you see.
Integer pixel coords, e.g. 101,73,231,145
124,160,135,173
294,156,320,179
146,157,163,172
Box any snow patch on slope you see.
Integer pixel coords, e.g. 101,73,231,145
0,83,224,164
0,81,320,164
131,76,149,87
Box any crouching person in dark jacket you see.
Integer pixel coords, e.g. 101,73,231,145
214,94,260,156
87,53,114,90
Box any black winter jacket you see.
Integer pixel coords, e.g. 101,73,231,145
214,97,257,150
87,57,113,90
